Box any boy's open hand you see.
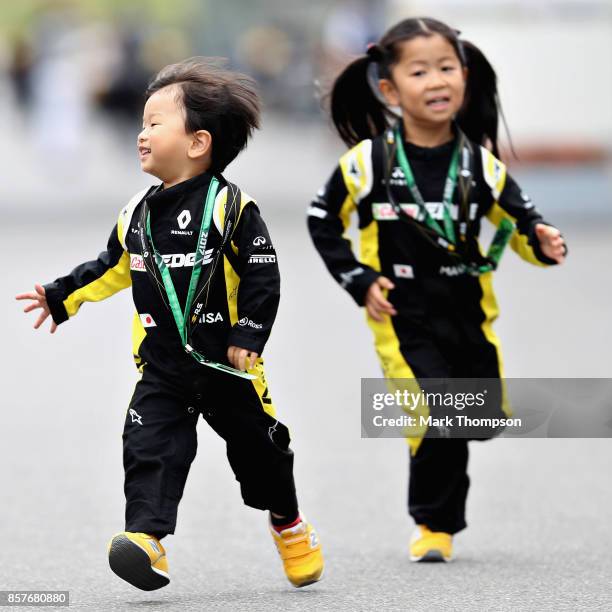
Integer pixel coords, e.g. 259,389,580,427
535,224,566,264
227,346,258,371
365,276,397,322
15,284,58,333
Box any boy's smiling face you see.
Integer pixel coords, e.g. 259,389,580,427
138,84,211,187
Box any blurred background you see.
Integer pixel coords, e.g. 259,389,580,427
1,1,611,610
1,0,610,218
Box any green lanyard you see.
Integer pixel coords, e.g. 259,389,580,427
145,177,255,380
392,126,515,274
394,126,459,249
474,217,515,275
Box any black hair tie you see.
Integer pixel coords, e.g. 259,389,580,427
453,30,468,65
366,43,385,63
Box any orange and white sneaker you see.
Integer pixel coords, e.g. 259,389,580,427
270,517,324,587
409,525,453,562
108,532,170,590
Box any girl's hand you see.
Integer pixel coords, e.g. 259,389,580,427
227,346,259,371
365,276,397,322
535,224,566,264
15,284,58,333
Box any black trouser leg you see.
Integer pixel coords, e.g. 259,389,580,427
195,373,299,519
408,438,470,535
123,370,199,538
390,307,503,536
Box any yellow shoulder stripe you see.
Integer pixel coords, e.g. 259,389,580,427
212,186,229,236
480,147,507,200
118,187,148,249
339,139,374,203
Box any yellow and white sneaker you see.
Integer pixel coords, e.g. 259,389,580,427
270,517,324,587
108,532,170,591
409,525,453,562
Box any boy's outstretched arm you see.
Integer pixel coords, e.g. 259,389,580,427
226,202,279,370
16,283,58,333
16,222,132,330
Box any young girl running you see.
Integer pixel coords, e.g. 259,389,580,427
307,17,566,562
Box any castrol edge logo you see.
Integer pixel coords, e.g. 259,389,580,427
130,249,213,271
130,254,146,271
372,202,479,221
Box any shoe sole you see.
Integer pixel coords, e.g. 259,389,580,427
410,550,451,563
108,535,170,591
291,568,324,588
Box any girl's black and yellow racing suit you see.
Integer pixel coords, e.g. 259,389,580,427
307,133,561,454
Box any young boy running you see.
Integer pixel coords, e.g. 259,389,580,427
16,57,323,591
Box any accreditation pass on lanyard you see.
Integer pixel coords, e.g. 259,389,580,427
145,177,256,380
394,125,459,249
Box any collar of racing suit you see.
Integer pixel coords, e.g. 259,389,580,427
402,136,457,161
145,169,221,207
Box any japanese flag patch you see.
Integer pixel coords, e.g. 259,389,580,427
140,313,157,327
393,264,414,279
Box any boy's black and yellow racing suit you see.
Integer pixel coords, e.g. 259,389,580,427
45,171,298,537
307,134,563,534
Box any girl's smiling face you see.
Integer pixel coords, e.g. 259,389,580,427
379,33,467,131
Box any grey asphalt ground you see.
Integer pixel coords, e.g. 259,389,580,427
1,115,612,611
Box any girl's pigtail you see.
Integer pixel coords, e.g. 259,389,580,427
330,53,390,148
457,40,501,157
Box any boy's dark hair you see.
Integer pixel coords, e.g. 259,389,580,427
330,17,504,156
146,57,260,172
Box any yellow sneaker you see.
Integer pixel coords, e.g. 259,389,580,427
108,532,170,590
409,525,453,562
270,518,324,587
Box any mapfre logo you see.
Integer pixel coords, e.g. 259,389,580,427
439,264,467,277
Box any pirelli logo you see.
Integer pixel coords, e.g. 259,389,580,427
248,254,276,264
